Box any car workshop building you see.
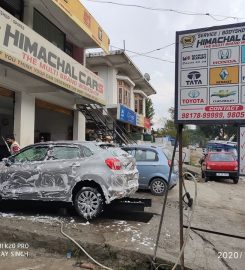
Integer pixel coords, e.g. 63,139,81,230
0,0,109,159
86,50,156,141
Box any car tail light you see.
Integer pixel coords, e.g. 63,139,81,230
105,158,122,170
234,163,238,170
168,160,172,167
206,163,211,170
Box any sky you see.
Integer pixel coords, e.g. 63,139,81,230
83,0,244,128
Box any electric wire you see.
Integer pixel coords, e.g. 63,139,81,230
86,0,244,22
60,222,114,270
110,45,175,63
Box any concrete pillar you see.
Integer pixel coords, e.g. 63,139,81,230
14,92,35,148
143,97,146,117
23,0,35,27
73,111,86,141
130,87,134,111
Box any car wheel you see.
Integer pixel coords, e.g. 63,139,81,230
150,178,168,196
74,187,103,220
205,176,209,182
233,177,239,184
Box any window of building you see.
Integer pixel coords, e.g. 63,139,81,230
118,87,123,104
65,42,73,56
134,94,144,114
33,9,65,51
0,0,23,20
118,80,131,107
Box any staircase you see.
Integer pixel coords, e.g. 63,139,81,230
77,104,137,145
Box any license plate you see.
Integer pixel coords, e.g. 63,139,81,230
128,180,138,188
216,173,229,176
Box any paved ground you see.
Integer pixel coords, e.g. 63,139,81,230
0,175,244,270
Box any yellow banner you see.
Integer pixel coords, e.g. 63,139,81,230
52,0,110,54
0,8,106,105
210,66,239,85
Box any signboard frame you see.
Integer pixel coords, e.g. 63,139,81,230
238,125,245,176
175,22,245,125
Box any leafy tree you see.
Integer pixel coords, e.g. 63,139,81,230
145,98,155,125
198,124,237,141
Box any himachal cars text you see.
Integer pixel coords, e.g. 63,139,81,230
0,141,139,219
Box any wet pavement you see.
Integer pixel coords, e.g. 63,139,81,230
0,178,245,270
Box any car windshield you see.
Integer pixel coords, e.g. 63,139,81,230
209,153,235,162
84,142,105,153
206,143,237,157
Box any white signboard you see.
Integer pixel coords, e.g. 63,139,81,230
175,22,245,124
0,8,106,105
239,126,245,175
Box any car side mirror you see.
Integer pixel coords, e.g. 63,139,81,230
2,158,11,167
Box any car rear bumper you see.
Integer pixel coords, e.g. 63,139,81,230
105,171,139,203
204,170,238,178
169,173,179,188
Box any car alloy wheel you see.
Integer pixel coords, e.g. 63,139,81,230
150,178,168,196
74,187,103,220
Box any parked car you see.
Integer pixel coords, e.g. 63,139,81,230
0,141,139,219
201,152,239,184
121,145,178,195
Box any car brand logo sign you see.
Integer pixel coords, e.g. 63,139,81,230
219,68,229,80
210,66,239,85
210,47,239,66
181,35,195,48
186,71,202,85
218,49,231,60
209,86,239,104
211,89,236,98
188,90,200,98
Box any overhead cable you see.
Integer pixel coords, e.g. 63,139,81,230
86,0,243,22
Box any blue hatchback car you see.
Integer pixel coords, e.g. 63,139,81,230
122,145,178,195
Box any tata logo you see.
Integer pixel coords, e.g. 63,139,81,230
218,49,231,60
188,90,200,98
186,71,202,85
181,35,195,48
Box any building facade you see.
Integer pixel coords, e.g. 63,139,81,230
86,50,156,140
0,0,109,159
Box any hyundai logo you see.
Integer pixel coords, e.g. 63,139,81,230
187,71,201,80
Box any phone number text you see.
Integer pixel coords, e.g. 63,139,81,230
181,112,245,119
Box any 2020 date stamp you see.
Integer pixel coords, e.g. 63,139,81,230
218,251,245,260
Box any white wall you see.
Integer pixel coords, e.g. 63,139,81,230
14,92,35,147
91,66,118,105
35,107,73,141
73,111,85,141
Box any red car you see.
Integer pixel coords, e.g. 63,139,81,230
201,152,239,184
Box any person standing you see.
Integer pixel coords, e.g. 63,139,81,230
6,135,20,155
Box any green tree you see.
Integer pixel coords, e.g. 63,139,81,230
145,98,155,125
